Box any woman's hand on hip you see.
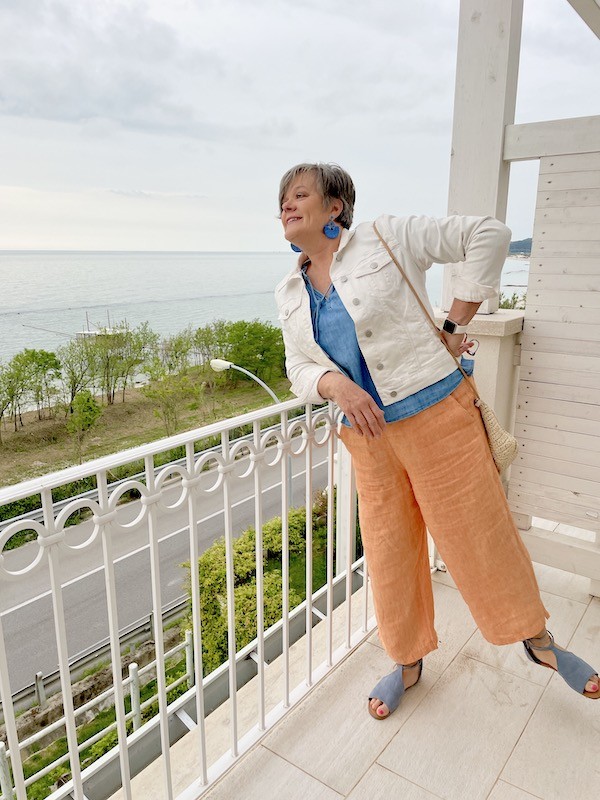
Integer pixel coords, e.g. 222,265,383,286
317,373,385,439
441,330,475,358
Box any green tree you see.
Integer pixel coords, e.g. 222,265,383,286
121,322,160,401
499,291,526,310
194,319,231,365
88,321,158,405
160,327,194,375
0,363,11,444
66,390,102,463
4,352,30,431
20,349,62,419
194,319,285,383
142,368,202,436
225,320,285,383
57,337,94,411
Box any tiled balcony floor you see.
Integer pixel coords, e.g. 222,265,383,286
199,560,600,800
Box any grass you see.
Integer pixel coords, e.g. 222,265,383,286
0,372,293,488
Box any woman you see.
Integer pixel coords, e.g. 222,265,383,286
275,162,600,719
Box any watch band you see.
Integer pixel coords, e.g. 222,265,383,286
442,318,469,335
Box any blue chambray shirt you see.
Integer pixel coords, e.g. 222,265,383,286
302,272,474,425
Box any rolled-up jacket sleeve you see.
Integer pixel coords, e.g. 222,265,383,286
281,321,338,404
392,214,512,302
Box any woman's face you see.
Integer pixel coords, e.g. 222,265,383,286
280,172,331,244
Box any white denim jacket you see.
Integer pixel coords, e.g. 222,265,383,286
274,213,511,405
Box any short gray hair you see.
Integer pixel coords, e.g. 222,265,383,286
278,162,355,229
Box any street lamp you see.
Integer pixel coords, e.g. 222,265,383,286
210,358,293,503
209,359,281,404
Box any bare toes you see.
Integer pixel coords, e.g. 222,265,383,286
370,698,389,717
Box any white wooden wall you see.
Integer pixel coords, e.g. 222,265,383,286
508,151,600,537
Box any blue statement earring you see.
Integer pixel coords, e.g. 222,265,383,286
323,216,340,239
290,243,302,252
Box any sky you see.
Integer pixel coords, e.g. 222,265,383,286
0,0,598,251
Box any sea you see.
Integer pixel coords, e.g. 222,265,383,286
0,251,529,364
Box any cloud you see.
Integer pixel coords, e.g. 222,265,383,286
0,0,457,147
107,188,207,200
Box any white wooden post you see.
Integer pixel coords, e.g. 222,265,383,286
129,662,142,731
443,0,524,313
185,630,194,689
35,671,47,708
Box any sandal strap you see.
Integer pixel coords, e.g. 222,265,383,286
524,630,556,651
524,631,597,694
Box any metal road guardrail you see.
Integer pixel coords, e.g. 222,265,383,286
3,596,190,719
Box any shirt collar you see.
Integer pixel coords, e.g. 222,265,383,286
293,227,355,274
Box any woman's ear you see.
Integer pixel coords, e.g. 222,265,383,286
330,198,344,220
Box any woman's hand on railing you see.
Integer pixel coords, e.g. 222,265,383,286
318,372,385,438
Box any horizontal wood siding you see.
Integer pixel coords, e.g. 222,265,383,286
509,151,600,531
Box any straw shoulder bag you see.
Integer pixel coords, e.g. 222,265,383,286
372,222,518,474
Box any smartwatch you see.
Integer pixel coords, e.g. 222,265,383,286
442,318,469,335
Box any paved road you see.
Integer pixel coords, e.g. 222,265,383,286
1,450,330,691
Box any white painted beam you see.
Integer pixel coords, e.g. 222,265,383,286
504,115,600,161
520,525,600,582
566,0,600,39
444,0,524,312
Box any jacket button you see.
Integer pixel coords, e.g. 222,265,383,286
365,329,373,337
336,254,342,261
390,390,398,397
352,298,360,305
284,309,290,318
370,262,379,270
376,362,384,370
341,276,348,283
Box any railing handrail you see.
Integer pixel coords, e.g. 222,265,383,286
0,397,303,505
1,412,309,528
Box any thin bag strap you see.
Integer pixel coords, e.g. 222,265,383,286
372,221,480,400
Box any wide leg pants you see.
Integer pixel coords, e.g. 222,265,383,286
339,378,549,665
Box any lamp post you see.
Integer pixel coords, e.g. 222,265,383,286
209,359,294,504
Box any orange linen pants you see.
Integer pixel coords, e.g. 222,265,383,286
339,379,549,665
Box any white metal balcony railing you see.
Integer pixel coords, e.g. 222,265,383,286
0,399,377,800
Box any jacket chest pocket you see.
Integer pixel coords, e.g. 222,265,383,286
278,295,308,340
278,297,302,322
351,256,398,297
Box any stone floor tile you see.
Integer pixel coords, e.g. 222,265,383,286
263,641,437,796
532,562,593,605
431,567,458,589
426,581,478,674
346,763,443,800
461,591,588,686
202,745,342,800
567,596,600,663
487,781,544,799
501,678,600,800
362,582,476,676
377,654,542,800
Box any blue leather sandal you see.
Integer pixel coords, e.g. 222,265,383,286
523,631,600,699
368,659,423,720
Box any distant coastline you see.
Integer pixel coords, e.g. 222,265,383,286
508,237,532,257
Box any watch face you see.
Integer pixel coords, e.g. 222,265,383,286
443,320,455,334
